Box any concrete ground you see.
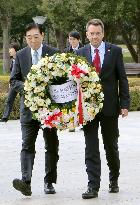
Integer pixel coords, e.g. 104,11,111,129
0,111,140,205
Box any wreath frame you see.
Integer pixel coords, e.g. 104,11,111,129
24,53,104,130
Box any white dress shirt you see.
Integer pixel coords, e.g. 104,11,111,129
72,44,80,51
90,41,105,68
31,44,43,64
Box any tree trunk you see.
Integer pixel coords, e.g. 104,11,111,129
120,28,138,63
1,16,11,74
137,31,140,63
54,29,66,52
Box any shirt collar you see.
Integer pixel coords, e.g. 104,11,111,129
31,44,43,58
90,41,105,54
72,44,79,51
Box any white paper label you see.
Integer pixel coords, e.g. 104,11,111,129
49,80,78,103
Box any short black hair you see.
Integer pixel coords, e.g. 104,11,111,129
9,42,20,52
69,31,80,40
25,22,44,35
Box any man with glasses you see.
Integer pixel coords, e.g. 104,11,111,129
10,23,59,196
76,19,130,199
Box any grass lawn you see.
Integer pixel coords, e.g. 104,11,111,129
118,45,134,63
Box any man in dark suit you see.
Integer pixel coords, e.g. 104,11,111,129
10,23,59,196
76,19,130,199
0,43,20,122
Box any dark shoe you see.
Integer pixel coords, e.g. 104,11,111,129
44,183,56,194
109,180,119,193
82,187,98,199
13,179,32,196
69,128,75,132
0,118,8,122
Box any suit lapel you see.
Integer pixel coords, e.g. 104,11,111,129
42,44,47,57
84,44,92,65
99,42,112,77
25,47,32,73
42,44,54,57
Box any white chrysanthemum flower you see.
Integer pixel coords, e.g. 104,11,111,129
45,98,51,106
34,86,44,93
30,104,38,111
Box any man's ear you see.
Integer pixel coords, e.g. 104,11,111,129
86,31,88,39
42,32,45,38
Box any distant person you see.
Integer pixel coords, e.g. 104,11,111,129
0,42,20,122
9,43,20,73
64,31,83,53
64,31,83,132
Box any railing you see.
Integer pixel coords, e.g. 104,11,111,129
124,63,140,77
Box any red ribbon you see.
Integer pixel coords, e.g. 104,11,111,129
44,111,62,128
78,87,83,124
71,64,88,78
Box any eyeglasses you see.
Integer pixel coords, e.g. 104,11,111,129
88,32,102,37
26,35,40,40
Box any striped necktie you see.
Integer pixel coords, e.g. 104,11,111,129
33,50,39,65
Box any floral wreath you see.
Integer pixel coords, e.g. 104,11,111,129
24,53,104,130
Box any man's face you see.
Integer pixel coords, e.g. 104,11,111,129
86,25,104,48
25,28,44,50
9,48,16,58
68,36,80,48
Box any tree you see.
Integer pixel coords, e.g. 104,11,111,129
10,7,44,48
40,0,86,51
0,0,41,73
76,0,140,62
115,0,140,62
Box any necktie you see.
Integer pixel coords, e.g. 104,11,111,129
93,48,101,73
33,50,39,65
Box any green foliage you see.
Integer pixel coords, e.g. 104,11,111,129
129,89,140,111
40,0,86,38
128,78,140,87
128,78,140,111
0,77,9,93
10,4,44,47
0,75,20,119
0,0,41,17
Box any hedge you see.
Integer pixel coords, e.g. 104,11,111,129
129,89,140,111
0,76,10,94
0,93,20,120
0,77,140,120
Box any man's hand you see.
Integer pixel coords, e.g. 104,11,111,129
120,109,128,118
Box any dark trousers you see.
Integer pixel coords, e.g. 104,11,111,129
21,120,59,184
83,113,120,191
2,86,18,119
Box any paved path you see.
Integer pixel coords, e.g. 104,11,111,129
0,111,140,205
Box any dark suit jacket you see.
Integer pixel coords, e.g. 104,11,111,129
64,42,83,53
10,44,59,123
76,42,130,116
